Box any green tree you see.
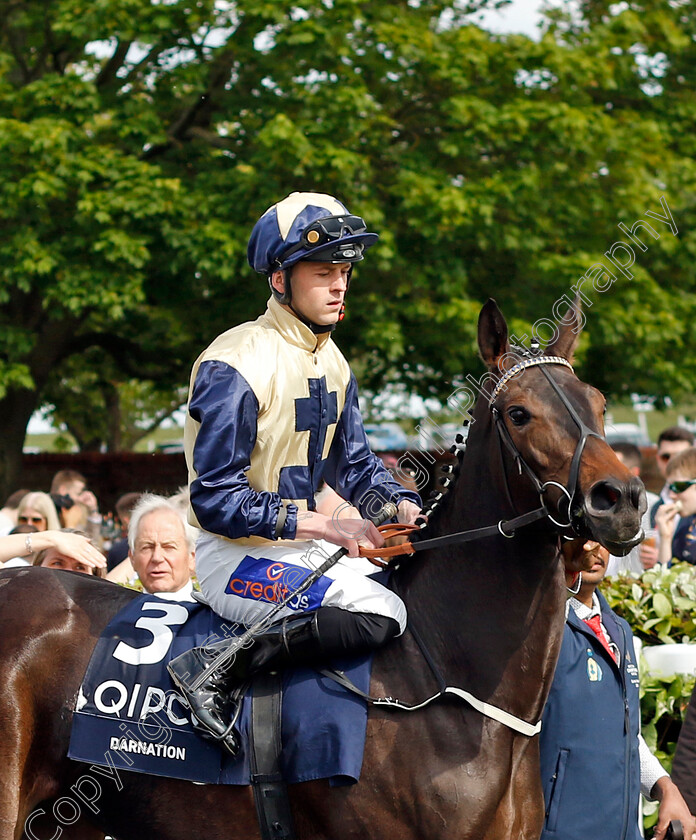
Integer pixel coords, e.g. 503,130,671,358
1,0,696,499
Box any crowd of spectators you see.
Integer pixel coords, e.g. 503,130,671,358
606,425,696,576
0,470,197,597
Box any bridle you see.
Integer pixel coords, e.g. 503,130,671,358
341,355,609,737
490,354,605,536
360,354,606,563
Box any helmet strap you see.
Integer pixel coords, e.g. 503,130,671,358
290,302,335,334
268,269,292,305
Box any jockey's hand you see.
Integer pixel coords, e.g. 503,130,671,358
397,500,422,526
294,511,384,557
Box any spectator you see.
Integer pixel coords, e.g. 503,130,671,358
0,489,29,536
108,494,196,601
106,492,142,571
651,427,695,525
32,529,107,578
50,469,102,541
606,442,660,575
0,528,105,572
17,492,61,532
168,485,192,516
539,538,694,840
656,448,696,566
380,453,419,494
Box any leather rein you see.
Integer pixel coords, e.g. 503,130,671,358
359,354,604,566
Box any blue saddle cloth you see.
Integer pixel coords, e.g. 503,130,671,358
68,594,372,785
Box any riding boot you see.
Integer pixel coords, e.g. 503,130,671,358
168,610,325,755
168,608,399,756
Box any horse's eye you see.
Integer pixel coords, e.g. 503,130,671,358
508,407,530,426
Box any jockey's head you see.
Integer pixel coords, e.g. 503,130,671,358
247,192,378,333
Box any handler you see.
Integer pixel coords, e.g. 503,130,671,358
539,538,694,840
169,192,421,753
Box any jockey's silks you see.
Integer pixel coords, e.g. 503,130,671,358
184,296,419,547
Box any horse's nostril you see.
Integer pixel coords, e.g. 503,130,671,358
629,477,644,509
590,481,622,512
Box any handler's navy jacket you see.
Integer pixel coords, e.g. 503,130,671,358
184,296,420,547
539,591,642,840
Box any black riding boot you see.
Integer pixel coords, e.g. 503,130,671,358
167,608,399,756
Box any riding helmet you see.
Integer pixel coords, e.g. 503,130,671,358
247,192,379,282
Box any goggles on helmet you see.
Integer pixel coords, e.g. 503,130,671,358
276,214,368,265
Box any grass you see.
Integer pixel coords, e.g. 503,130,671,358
608,401,696,442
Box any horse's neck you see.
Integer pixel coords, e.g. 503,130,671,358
392,418,565,720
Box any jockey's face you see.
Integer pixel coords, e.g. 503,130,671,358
130,509,195,595
272,261,351,326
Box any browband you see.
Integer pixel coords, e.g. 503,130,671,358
489,356,574,405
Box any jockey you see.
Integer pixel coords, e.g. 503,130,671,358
169,191,422,754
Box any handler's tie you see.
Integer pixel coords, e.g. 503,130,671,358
583,615,618,664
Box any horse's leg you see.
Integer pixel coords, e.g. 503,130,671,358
482,742,545,840
0,686,44,840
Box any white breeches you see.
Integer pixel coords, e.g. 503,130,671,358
195,531,406,634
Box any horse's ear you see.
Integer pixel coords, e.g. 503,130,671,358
478,299,510,369
546,295,582,363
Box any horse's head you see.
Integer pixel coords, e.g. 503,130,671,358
476,298,645,556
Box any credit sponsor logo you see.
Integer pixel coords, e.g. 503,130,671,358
226,556,331,610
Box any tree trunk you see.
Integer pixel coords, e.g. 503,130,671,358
0,387,41,501
0,310,83,499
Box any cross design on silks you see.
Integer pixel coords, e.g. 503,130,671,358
278,376,338,505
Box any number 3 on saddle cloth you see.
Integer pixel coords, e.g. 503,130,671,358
68,594,372,786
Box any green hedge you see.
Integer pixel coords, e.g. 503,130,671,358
602,562,696,831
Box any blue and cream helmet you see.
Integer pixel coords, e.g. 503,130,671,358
247,191,379,277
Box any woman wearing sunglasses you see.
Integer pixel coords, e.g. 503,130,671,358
656,448,696,566
16,491,61,532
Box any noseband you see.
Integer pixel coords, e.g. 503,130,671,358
490,355,604,535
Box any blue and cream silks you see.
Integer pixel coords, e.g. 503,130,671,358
184,296,420,631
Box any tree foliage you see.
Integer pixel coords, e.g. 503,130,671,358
1,0,695,494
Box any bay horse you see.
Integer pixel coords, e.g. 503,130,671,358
1,300,645,840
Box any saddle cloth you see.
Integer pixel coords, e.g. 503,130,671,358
68,594,372,785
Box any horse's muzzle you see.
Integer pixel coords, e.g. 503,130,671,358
580,475,647,556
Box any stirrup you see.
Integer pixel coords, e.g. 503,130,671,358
187,685,246,757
